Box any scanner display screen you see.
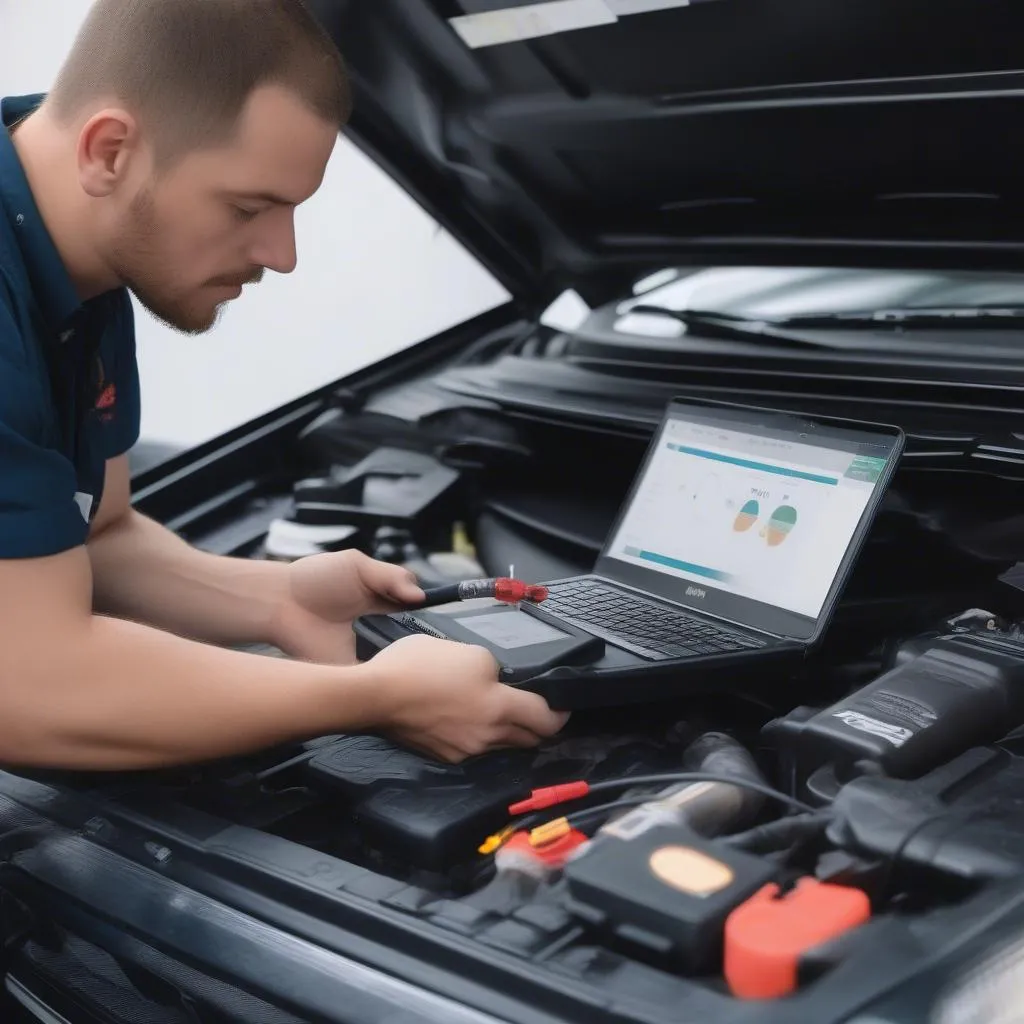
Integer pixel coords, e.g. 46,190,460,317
454,611,568,649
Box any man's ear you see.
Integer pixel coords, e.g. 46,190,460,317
76,108,140,199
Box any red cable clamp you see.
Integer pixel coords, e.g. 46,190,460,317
494,578,549,604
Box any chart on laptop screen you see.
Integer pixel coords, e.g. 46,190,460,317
605,416,888,619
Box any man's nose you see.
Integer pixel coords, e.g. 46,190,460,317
250,211,298,275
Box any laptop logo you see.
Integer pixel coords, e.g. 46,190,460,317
686,586,707,600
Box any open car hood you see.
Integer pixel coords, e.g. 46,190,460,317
309,0,1024,304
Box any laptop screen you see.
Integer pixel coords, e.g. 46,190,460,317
597,401,902,641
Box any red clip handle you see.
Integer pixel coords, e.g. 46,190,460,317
494,579,549,604
509,781,590,816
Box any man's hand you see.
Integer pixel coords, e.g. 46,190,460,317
89,465,423,659
272,549,426,663
364,634,570,762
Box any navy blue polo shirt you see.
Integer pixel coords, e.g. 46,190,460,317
0,94,140,558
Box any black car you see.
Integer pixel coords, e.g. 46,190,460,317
4,2,1024,1021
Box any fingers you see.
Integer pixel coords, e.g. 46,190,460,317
355,552,425,608
501,687,570,739
495,724,549,749
415,739,466,764
386,571,426,606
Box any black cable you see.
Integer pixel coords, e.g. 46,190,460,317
564,796,662,831
253,748,322,781
724,811,832,853
512,773,815,846
553,772,815,815
879,810,949,901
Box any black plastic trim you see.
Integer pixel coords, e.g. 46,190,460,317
129,303,522,524
10,836,509,1024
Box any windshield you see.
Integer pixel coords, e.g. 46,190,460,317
608,267,1024,349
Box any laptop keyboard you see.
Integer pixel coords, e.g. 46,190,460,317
543,579,766,661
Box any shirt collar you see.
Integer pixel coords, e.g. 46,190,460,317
0,94,84,334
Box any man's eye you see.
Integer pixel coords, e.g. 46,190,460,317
232,205,260,222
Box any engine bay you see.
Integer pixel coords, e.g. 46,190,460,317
9,306,1024,1021
146,608,1024,1007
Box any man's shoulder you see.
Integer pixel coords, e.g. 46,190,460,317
0,94,44,304
0,266,52,442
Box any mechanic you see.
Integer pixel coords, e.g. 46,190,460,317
0,0,568,771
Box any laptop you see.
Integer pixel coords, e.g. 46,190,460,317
354,397,904,707
536,397,904,666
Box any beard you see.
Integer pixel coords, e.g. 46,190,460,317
110,188,262,335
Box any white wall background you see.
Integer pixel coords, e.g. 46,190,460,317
0,0,510,448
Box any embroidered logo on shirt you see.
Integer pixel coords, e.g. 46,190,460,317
94,355,116,423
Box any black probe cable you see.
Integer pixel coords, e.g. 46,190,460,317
723,811,833,852
518,772,813,816
561,796,674,832
512,771,815,836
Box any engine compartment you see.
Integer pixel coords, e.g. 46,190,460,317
8,306,1024,1021
151,612,1024,1006
41,612,1020,1024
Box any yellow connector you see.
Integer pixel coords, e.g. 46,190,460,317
529,817,570,847
478,825,515,855
452,521,476,558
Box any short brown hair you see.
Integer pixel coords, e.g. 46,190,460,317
48,0,351,164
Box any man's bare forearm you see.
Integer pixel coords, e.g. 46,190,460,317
88,509,293,649
2,612,382,770
0,545,558,771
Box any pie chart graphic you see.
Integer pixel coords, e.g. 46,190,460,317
733,499,759,533
763,505,798,547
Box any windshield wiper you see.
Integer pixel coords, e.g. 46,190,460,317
773,306,1024,330
626,305,833,350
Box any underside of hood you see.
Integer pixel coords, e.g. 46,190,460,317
309,0,1024,304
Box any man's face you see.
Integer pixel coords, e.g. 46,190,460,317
107,85,337,334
